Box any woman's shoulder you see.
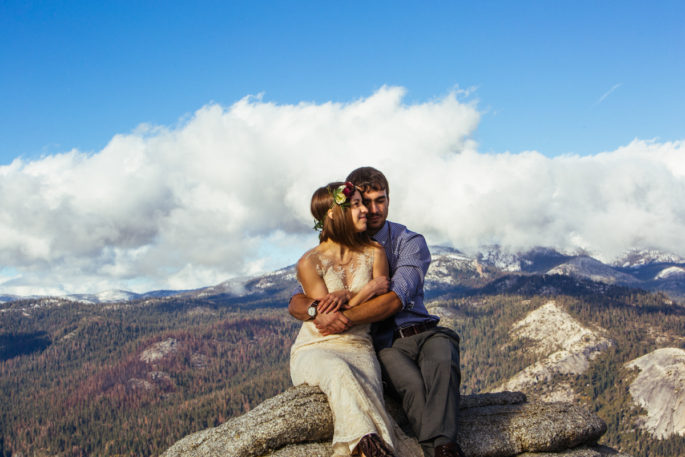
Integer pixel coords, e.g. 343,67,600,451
368,241,386,257
297,246,321,269
356,242,384,266
369,240,383,250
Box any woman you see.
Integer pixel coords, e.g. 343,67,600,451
290,181,396,457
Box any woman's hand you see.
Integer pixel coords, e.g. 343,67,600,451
317,290,350,314
342,275,390,309
366,276,390,297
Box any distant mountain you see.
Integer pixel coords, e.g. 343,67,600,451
67,289,143,303
612,248,685,268
474,246,685,302
0,294,23,304
3,246,685,305
546,256,639,285
179,266,298,304
477,246,573,273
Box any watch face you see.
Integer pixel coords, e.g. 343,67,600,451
307,301,318,317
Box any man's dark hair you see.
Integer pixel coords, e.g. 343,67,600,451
345,166,389,197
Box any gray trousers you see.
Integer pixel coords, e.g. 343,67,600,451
378,327,461,457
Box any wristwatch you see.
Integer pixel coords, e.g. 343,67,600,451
307,300,320,318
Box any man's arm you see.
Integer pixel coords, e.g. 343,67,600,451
289,292,352,333
387,232,431,311
288,292,350,321
334,230,430,327
288,293,317,321
316,291,401,336
341,290,402,324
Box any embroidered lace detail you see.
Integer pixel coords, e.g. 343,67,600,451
311,248,374,294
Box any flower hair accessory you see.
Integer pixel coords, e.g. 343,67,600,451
331,181,356,207
313,181,357,231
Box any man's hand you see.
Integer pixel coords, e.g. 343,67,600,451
317,290,350,314
314,311,351,336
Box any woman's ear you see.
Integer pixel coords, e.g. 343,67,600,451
327,209,334,220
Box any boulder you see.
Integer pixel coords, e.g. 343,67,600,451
161,385,621,457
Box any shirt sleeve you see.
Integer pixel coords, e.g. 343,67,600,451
288,283,305,305
390,231,431,310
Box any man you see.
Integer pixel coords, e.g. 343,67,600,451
289,167,464,457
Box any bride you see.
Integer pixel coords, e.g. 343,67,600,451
290,181,397,457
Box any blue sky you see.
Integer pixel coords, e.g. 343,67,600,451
2,1,683,164
1,1,685,295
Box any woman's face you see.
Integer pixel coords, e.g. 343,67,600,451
349,190,368,232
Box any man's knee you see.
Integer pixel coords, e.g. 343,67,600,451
379,348,425,394
422,332,460,364
379,346,413,374
417,333,461,391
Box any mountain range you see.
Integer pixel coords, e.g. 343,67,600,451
2,246,684,305
1,245,684,457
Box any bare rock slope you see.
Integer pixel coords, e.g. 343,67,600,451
161,384,625,457
494,301,611,402
625,347,685,439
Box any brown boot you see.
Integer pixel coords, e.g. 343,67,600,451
356,433,395,457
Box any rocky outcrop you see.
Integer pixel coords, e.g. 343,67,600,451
161,384,616,457
493,302,611,402
625,347,685,439
516,446,631,457
140,337,179,363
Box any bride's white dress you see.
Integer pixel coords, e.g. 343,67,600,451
290,246,399,456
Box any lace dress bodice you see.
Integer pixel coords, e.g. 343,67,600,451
291,246,374,351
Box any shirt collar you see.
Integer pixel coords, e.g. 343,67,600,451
371,221,390,245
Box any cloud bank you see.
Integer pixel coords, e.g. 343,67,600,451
1,86,684,294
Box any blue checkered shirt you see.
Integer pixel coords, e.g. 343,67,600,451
371,221,439,349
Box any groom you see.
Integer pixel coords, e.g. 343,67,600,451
289,167,464,457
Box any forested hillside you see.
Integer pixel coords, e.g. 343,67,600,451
0,297,298,456
1,278,684,456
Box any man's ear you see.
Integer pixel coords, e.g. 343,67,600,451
327,209,334,220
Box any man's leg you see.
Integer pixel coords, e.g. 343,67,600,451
379,329,461,457
378,342,427,440
416,329,461,448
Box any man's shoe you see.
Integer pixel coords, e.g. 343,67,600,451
434,442,466,457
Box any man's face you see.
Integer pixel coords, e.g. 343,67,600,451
361,189,389,235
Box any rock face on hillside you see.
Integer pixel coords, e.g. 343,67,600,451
625,347,685,439
161,384,623,457
493,301,611,402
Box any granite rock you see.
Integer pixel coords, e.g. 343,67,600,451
162,384,620,457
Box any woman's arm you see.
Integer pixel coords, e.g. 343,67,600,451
293,253,351,331
296,254,329,302
373,243,390,278
346,244,390,308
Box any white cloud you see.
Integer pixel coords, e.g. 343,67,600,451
1,86,684,294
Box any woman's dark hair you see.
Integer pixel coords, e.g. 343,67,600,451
311,182,372,249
